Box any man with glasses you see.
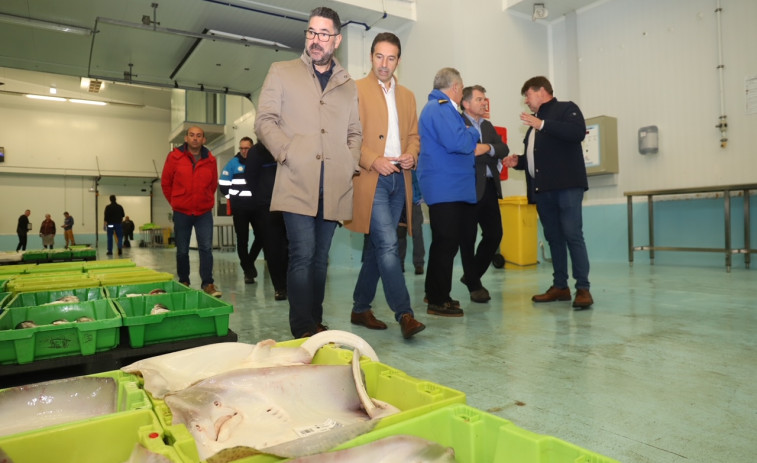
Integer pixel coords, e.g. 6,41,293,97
219,136,263,284
345,32,425,339
255,6,361,338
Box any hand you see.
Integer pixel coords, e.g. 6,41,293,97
502,154,519,168
396,153,415,170
474,143,490,156
371,157,401,176
520,112,542,129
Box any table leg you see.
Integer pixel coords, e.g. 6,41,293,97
725,190,731,272
745,190,751,269
648,195,654,265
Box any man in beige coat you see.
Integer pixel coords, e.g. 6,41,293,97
255,6,361,339
344,33,425,339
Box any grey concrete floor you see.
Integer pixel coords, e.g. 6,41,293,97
112,243,757,463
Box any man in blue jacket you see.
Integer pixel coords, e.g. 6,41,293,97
417,68,491,317
504,76,593,309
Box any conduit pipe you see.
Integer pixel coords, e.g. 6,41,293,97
715,0,727,148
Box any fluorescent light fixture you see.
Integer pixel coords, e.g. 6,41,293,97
0,12,92,36
50,87,57,94
207,29,291,49
69,99,107,106
25,94,65,102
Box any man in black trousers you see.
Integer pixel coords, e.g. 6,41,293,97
460,85,509,302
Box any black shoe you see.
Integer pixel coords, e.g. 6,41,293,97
117,248,122,256
244,273,256,284
414,265,424,275
274,290,287,301
424,296,460,308
470,287,491,303
106,252,113,256
427,301,464,317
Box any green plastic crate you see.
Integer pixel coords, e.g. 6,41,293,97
0,370,151,438
5,274,99,294
70,247,96,259
26,262,83,273
0,298,122,364
5,286,105,309
93,270,174,286
21,251,49,262
103,280,193,298
0,292,9,309
83,259,136,270
0,264,34,276
113,291,232,348
152,357,466,463
47,249,72,261
0,409,184,463
278,404,620,463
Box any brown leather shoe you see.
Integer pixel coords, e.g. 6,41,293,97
399,313,425,339
572,289,594,310
414,265,424,275
351,310,388,330
532,286,571,303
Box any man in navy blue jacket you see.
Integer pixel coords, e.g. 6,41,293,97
504,76,593,309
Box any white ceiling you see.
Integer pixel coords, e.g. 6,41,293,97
0,0,415,104
505,0,602,22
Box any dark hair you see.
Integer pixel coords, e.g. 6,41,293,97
64,211,69,215
462,85,486,104
371,32,401,58
240,136,254,145
309,6,342,33
109,195,116,203
521,76,553,96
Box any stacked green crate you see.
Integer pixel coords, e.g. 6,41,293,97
5,286,105,309
0,298,121,364
112,291,233,347
6,272,99,293
103,280,192,298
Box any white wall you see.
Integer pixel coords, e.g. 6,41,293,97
552,0,757,203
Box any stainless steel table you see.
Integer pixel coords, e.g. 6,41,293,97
624,184,757,271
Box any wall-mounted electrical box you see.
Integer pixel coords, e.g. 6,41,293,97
638,125,658,154
582,115,618,176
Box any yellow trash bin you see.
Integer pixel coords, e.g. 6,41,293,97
499,196,538,266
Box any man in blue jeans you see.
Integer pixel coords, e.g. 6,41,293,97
161,126,221,298
255,7,361,338
345,32,425,339
103,195,125,256
503,76,593,309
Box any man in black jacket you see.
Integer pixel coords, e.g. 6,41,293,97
16,209,31,251
243,141,288,301
460,85,509,303
504,76,593,309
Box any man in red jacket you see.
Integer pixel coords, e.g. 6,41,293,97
161,126,222,297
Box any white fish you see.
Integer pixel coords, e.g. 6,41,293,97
164,364,399,461
43,295,80,305
148,289,167,295
51,319,71,325
122,443,174,463
150,304,170,315
0,376,117,437
122,330,379,399
76,316,95,323
285,435,458,462
14,321,37,329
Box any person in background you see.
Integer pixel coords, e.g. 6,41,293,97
242,141,289,301
16,209,31,252
61,211,76,248
502,75,593,310
39,213,56,249
254,6,361,338
219,136,263,284
397,170,425,275
122,216,135,248
416,67,490,318
345,32,425,340
161,126,222,298
459,85,509,303
103,195,125,256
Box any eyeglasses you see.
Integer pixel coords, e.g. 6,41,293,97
239,147,251,150
304,29,338,42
